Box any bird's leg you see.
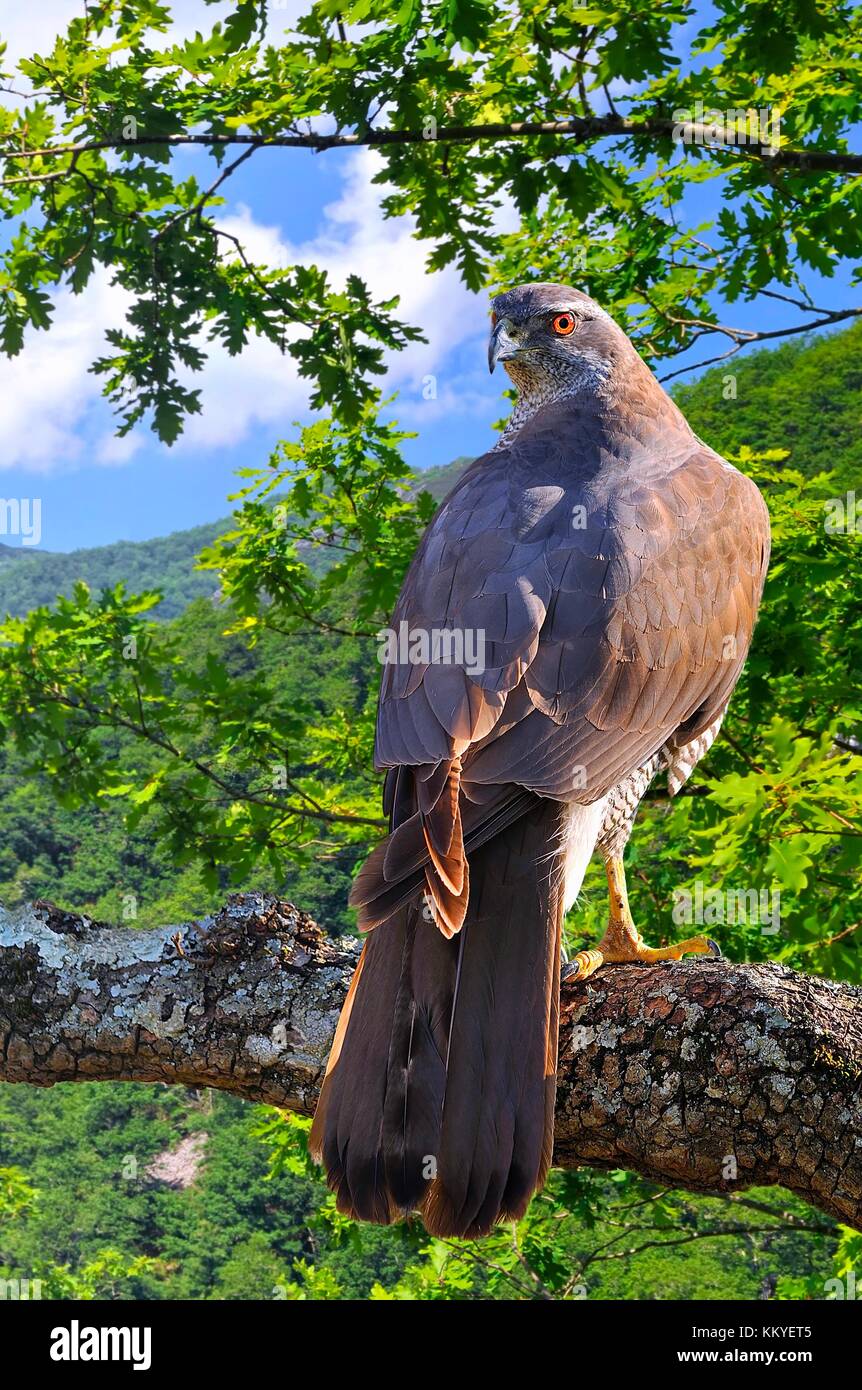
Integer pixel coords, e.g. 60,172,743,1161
562,856,722,983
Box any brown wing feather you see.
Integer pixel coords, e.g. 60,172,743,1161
370,398,769,912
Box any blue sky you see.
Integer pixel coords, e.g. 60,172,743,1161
0,1,857,553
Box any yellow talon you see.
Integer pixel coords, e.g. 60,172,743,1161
562,858,726,984
629,934,722,964
561,948,605,983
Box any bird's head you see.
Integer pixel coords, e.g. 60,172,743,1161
488,282,633,398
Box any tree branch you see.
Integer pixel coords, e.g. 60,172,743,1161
1,894,859,1230
0,118,859,177
657,306,862,382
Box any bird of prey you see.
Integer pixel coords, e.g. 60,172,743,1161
310,282,770,1239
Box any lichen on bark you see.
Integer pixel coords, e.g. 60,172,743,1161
0,893,859,1229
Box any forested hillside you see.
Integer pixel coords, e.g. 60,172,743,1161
0,519,225,621
674,322,862,497
0,1083,834,1299
0,325,860,1300
0,462,472,621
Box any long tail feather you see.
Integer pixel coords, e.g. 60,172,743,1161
312,795,569,1237
421,798,566,1237
310,901,457,1220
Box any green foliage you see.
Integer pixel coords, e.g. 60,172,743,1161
0,1084,417,1300
0,464,463,624
254,1110,837,1301
197,395,435,633
0,1165,36,1222
0,575,380,898
0,1081,844,1300
0,591,377,929
776,1223,862,1300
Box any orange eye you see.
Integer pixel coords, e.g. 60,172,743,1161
552,312,576,336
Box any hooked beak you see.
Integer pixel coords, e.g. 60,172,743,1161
488,318,519,373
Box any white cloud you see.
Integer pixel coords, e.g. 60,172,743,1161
0,2,83,77
0,147,489,469
96,430,144,467
393,375,495,429
0,271,131,473
296,149,481,382
0,12,498,471
178,149,483,450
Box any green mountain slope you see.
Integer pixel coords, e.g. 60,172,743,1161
673,320,862,494
0,518,226,621
0,461,473,621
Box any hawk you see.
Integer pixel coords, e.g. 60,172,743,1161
310,283,770,1239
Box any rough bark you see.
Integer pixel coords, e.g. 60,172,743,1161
1,893,860,1229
